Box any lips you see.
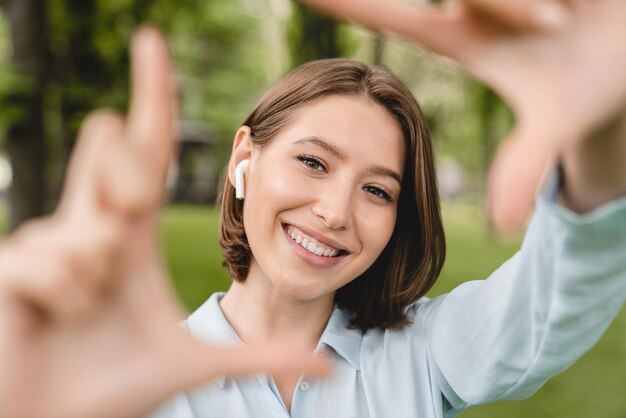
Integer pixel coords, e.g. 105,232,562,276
283,223,349,257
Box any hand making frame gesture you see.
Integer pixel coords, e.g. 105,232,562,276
300,0,626,232
0,28,328,418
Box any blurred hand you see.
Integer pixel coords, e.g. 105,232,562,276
299,0,626,232
0,27,328,418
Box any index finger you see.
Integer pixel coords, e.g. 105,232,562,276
298,0,460,56
463,0,572,33
126,27,176,187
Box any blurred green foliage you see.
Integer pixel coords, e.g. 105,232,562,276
0,0,512,219
0,13,33,142
0,203,5,234
286,1,355,68
0,0,268,222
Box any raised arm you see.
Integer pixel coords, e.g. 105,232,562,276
300,0,626,232
0,28,328,418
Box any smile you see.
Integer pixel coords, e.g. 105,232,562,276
285,225,345,258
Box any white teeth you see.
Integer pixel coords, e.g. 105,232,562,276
286,226,342,258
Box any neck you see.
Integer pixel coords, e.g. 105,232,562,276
219,273,334,347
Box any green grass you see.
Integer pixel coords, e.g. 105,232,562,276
2,203,624,417
159,205,232,310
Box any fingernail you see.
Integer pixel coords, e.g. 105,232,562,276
532,2,570,30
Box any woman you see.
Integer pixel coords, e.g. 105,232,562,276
1,1,626,417
146,59,626,418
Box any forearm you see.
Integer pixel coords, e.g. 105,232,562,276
429,188,626,407
560,111,626,213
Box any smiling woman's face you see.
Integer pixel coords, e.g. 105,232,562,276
241,95,405,303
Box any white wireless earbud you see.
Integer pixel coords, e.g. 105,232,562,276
235,159,250,200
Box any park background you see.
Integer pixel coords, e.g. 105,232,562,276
0,0,624,416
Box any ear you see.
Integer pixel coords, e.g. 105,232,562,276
227,126,253,188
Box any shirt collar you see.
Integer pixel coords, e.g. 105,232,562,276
318,307,363,371
185,293,364,389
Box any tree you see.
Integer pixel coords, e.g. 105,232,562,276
1,0,265,228
0,0,49,231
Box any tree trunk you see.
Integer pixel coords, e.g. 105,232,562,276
53,0,106,205
287,1,342,68
2,0,49,231
372,35,385,66
476,85,499,176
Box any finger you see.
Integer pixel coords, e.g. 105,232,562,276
298,0,461,57
54,213,126,294
1,217,125,322
486,125,558,234
61,111,159,218
74,338,331,418
126,26,176,189
1,239,93,321
463,0,572,33
173,339,331,391
60,112,122,214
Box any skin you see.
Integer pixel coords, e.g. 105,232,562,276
0,28,328,418
2,1,626,416
220,95,405,411
298,0,626,232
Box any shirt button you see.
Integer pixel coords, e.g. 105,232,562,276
299,381,310,392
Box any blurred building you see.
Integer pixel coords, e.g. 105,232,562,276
0,152,11,202
168,120,221,204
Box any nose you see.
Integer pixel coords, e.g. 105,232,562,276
311,182,354,230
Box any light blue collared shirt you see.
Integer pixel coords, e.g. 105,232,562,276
148,189,626,418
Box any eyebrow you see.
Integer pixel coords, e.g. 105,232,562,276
294,136,348,159
368,165,402,186
293,136,403,186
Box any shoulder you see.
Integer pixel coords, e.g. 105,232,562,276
359,294,448,355
405,294,448,334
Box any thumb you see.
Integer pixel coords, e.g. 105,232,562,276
486,124,559,234
463,0,572,33
177,339,332,390
107,338,331,418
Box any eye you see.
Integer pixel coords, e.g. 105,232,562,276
297,154,327,172
363,185,393,202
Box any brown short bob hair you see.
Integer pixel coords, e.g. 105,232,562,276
219,58,445,332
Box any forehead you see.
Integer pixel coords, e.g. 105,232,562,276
271,95,405,172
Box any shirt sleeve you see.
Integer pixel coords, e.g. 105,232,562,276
420,181,626,411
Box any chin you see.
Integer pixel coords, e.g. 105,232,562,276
273,275,336,303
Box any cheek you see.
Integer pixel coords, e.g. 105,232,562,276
360,208,397,258
246,164,315,210
242,163,316,252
